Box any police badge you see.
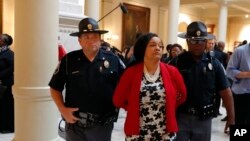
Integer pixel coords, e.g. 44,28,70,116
208,63,213,70
87,24,93,30
196,30,201,37
104,60,110,69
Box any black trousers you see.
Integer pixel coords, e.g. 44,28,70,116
65,122,113,141
0,86,14,132
233,93,250,125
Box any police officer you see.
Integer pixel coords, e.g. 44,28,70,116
49,17,124,141
169,21,235,141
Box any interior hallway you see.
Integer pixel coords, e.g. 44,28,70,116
0,107,230,141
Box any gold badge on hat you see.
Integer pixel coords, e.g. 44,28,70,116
196,30,201,37
87,24,93,30
104,60,110,69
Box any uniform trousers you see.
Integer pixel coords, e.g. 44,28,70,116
65,122,113,141
233,93,250,125
175,112,212,141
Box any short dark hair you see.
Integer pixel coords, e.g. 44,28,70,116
242,40,247,45
2,34,13,46
133,32,158,64
166,44,172,51
171,43,183,51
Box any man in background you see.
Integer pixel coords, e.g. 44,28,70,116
226,42,250,125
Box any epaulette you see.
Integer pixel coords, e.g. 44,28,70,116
102,49,116,56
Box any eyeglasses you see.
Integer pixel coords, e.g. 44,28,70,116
188,39,206,45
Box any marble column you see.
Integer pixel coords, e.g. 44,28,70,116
84,0,100,21
167,0,180,44
217,2,228,42
13,0,59,140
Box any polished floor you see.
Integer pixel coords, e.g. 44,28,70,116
0,108,229,141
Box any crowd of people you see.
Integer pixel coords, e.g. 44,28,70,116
1,16,250,141
47,17,236,141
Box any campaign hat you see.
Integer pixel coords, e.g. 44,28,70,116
70,17,109,36
178,21,214,40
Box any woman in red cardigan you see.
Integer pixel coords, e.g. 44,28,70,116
113,33,187,141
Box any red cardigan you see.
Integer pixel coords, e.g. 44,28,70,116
113,62,186,135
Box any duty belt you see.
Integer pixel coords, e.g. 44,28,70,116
179,104,215,120
76,112,116,127
179,107,199,116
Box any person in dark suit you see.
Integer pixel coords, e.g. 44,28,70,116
215,41,229,69
161,44,172,62
0,33,14,133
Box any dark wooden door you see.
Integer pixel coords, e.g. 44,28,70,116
122,3,150,50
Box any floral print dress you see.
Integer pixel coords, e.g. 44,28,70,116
126,74,176,141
